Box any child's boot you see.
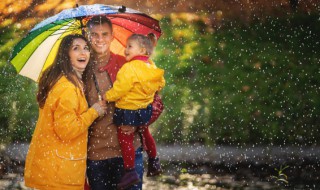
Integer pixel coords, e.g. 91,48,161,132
117,169,140,190
147,157,162,177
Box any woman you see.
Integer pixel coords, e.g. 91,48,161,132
24,34,106,190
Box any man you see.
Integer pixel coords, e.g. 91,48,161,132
83,16,162,190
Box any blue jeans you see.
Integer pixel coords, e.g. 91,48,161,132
87,147,144,190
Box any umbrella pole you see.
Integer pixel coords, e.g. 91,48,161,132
76,4,85,36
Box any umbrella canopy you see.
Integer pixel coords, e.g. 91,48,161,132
10,4,162,82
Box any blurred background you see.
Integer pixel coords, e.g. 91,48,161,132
0,0,320,189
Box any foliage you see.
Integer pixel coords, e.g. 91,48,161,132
0,24,38,143
0,13,319,146
271,165,289,185
153,13,320,146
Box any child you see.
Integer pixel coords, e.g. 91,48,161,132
105,33,165,189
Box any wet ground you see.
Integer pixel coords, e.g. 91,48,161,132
0,172,279,190
1,144,319,189
0,171,317,190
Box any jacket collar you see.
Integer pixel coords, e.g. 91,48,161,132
130,55,149,62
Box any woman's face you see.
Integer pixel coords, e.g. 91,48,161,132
69,38,90,71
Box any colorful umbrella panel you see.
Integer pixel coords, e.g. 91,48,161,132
10,4,161,82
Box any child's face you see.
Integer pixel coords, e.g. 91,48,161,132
124,39,146,61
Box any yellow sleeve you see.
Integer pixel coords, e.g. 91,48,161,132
150,59,165,91
105,63,135,102
159,76,166,91
53,86,98,141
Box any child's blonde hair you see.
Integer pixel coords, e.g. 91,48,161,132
127,34,156,56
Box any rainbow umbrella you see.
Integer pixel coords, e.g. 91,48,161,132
10,4,162,81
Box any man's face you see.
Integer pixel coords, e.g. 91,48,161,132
87,23,113,56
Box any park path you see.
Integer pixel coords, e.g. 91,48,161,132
1,143,319,189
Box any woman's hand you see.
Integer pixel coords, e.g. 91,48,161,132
92,100,107,117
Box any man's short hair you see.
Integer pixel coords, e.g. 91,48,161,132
86,16,113,31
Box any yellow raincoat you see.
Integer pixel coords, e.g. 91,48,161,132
105,59,165,110
24,76,99,190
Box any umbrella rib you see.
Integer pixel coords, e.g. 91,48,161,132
47,20,80,36
45,19,80,31
109,14,161,32
111,21,158,36
49,27,79,31
48,28,80,36
109,16,161,33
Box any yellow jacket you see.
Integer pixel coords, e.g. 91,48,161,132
24,76,99,190
106,59,165,110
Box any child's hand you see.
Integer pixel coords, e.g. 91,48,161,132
120,125,136,134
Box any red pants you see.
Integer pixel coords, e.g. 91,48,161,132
118,126,157,169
